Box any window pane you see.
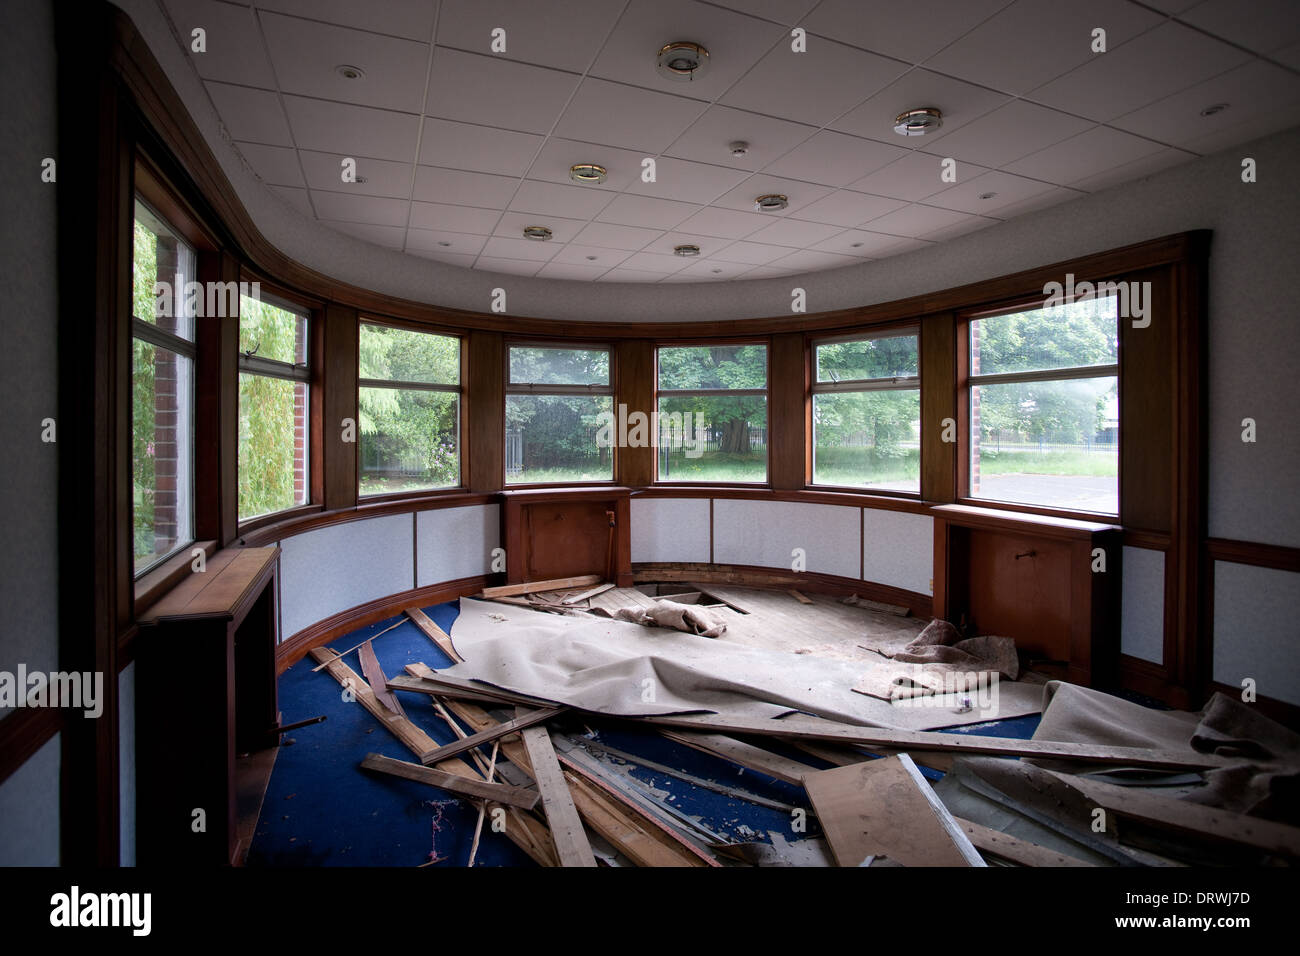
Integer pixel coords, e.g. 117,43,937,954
133,340,194,573
239,373,309,519
508,347,608,386
133,201,195,340
360,324,459,385
812,390,920,492
816,335,917,382
240,295,307,366
970,376,1118,514
505,395,613,484
359,388,459,495
658,345,767,390
971,296,1117,376
656,394,767,483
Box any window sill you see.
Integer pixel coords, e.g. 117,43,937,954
133,539,217,618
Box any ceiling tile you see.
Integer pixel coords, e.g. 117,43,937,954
848,151,971,202
268,185,314,217
408,202,503,234
526,138,648,191
1029,21,1252,123
436,0,624,73
413,166,518,208
425,49,581,135
480,236,561,262
310,192,411,226
550,244,634,268
419,119,544,177
705,0,822,27
923,169,1057,215
743,218,845,248
207,82,294,146
623,157,751,204
810,229,929,257
1181,0,1300,56
509,180,615,219
766,249,860,273
597,195,698,230
859,202,980,237
492,212,590,243
536,262,613,281
572,221,664,251
260,12,431,113
1002,126,1167,185
1177,102,1300,156
254,0,437,41
761,130,907,187
555,78,708,154
790,189,907,228
405,228,487,255
921,215,999,241
672,206,773,240
236,142,304,186
919,99,1093,168
713,174,833,216
589,0,786,101
665,105,817,171
619,251,692,274
1068,148,1195,193
321,220,407,247
1109,60,1300,151
644,233,733,256
720,38,909,126
832,69,1011,146
977,185,1083,218
299,150,412,197
805,0,1010,64
164,0,276,88
408,248,478,267
677,259,753,280
926,0,1163,95
1275,40,1300,72
1140,0,1201,10
475,257,543,277
709,241,793,265
282,95,419,160
740,263,803,278
598,268,666,283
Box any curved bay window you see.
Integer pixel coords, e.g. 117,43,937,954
505,345,613,484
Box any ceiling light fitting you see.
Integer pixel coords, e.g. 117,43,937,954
569,163,608,184
729,140,750,158
1200,102,1230,117
657,41,710,82
754,193,788,212
673,244,701,257
522,225,553,241
893,107,943,136
335,64,365,80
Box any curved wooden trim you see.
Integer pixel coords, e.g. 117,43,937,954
1122,529,1171,550
239,492,498,548
1205,537,1300,572
632,485,935,515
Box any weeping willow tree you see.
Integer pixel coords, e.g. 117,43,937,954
238,296,304,518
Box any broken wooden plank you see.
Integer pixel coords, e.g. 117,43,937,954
560,582,616,605
481,575,603,600
518,716,597,867
405,607,463,663
844,595,911,616
309,616,408,671
659,730,817,787
418,706,565,766
803,754,985,867
359,753,540,811
391,669,559,709
788,589,813,605
955,816,1095,867
358,639,405,718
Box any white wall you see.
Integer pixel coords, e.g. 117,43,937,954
631,497,711,564
1121,547,1165,664
862,510,933,595
1213,561,1300,706
415,504,499,587
0,734,60,867
118,661,136,866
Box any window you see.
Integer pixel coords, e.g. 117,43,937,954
505,346,612,484
656,344,767,483
812,330,920,493
131,200,196,575
238,293,310,520
358,323,461,495
967,295,1119,515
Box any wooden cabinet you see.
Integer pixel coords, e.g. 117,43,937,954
502,488,632,587
135,546,280,866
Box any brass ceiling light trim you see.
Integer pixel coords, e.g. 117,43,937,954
673,244,701,257
569,163,608,184
754,193,788,212
522,225,553,241
657,41,710,82
893,107,943,136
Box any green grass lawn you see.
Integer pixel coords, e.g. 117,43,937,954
977,448,1117,477
658,451,767,483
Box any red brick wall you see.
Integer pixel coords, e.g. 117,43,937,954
152,238,179,551
293,317,308,504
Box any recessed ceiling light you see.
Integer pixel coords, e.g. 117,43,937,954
569,163,607,184
894,107,943,136
729,140,750,158
754,193,788,212
978,191,997,200
585,255,598,261
353,175,368,184
522,225,553,241
673,244,701,257
437,241,452,247
1200,102,1230,117
335,64,365,80
711,268,723,274
656,41,709,82
850,241,864,248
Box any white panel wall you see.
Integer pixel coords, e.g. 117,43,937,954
1213,562,1300,706
0,733,60,866
631,498,710,563
416,504,499,587
713,499,861,579
862,509,933,595
1121,547,1165,664
279,513,414,638
118,662,136,866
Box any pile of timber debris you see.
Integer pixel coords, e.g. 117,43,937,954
302,582,1300,868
